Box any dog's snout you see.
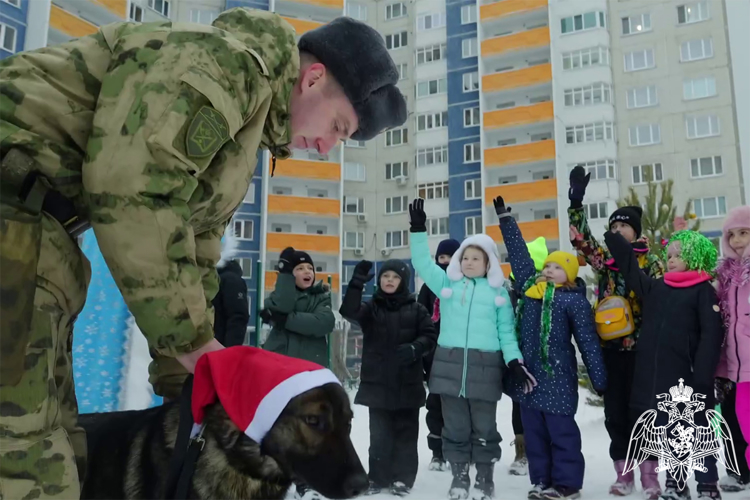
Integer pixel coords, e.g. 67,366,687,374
342,472,369,497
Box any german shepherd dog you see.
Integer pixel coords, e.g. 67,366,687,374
78,382,368,499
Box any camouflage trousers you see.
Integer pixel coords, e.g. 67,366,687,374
0,207,90,500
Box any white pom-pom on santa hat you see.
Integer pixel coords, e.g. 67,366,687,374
440,288,453,299
192,346,340,443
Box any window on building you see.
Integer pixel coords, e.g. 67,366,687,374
678,1,709,24
463,72,479,92
690,156,723,178
560,11,607,34
465,178,481,200
464,142,480,163
462,38,478,58
629,124,661,146
624,48,655,71
417,181,449,200
129,3,144,21
416,44,446,65
626,85,658,108
686,114,720,139
564,83,612,107
346,139,366,148
416,146,448,167
385,230,409,248
385,2,406,20
0,23,17,53
385,128,408,147
343,264,356,282
584,202,609,220
344,162,366,181
385,31,408,50
346,2,368,21
683,76,716,100
385,161,408,180
465,215,482,237
427,217,449,236
575,160,617,180
397,63,407,80
343,196,365,214
418,12,446,31
190,8,218,24
565,122,615,144
464,107,480,127
693,196,726,219
622,13,651,35
416,78,447,98
239,258,253,278
344,231,365,249
417,111,448,131
631,163,664,184
385,195,409,214
462,5,477,24
562,46,609,70
233,219,254,240
243,185,255,203
147,0,170,17
680,38,713,62
1,0,21,7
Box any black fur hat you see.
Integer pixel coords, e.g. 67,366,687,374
298,17,407,141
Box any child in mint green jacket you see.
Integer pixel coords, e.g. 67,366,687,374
408,199,537,500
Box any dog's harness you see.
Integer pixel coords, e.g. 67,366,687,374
165,376,206,499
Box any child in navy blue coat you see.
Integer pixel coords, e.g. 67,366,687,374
495,196,607,500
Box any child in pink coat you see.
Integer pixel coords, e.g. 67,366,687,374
715,205,750,492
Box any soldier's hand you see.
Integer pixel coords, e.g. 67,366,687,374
175,338,225,374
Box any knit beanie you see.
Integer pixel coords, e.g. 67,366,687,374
721,205,750,259
544,251,579,283
287,250,314,272
436,238,460,267
378,259,411,284
609,206,643,238
510,236,548,280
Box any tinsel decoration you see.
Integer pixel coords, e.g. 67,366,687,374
663,230,718,274
515,274,555,376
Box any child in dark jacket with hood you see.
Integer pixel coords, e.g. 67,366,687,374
606,230,725,500
418,237,461,472
567,166,665,498
340,259,437,497
496,196,606,500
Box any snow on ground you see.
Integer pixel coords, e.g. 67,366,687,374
347,389,748,500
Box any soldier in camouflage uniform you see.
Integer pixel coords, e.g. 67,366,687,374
0,8,405,499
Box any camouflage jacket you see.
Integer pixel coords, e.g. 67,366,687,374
568,206,665,350
0,8,299,357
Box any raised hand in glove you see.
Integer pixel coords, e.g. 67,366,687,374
408,198,427,233
508,359,538,394
259,308,273,324
396,343,419,366
278,247,296,274
492,196,512,218
349,260,375,290
568,165,591,208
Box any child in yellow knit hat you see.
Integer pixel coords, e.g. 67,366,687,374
524,251,580,300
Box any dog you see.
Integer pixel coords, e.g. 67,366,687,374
78,382,368,499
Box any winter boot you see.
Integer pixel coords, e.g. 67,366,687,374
509,435,529,476
390,481,411,497
364,481,384,496
542,486,582,499
660,479,691,500
610,460,635,496
473,463,495,499
719,473,749,493
640,461,662,500
448,462,470,500
429,452,450,472
696,483,721,500
528,485,549,500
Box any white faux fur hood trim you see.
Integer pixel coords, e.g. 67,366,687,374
217,231,240,267
440,233,506,294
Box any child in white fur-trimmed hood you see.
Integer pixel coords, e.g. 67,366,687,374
408,198,537,500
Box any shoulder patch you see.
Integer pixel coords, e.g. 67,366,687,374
186,106,230,158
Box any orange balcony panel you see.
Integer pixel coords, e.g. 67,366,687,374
282,17,324,35
482,64,552,93
486,218,559,243
500,263,511,277
267,195,339,217
265,271,340,290
266,233,340,255
485,140,555,168
50,5,98,38
481,27,550,57
93,0,126,17
273,159,340,181
287,0,344,9
485,178,557,204
484,101,553,129
480,0,547,22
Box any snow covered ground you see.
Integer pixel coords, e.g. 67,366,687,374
347,389,749,500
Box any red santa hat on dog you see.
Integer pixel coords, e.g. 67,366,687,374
191,346,341,443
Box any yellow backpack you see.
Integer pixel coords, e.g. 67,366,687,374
594,296,635,341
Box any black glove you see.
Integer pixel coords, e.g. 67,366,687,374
508,359,538,394
408,198,427,233
714,377,733,404
271,311,287,329
349,260,375,290
259,308,273,324
568,165,590,208
492,196,512,218
278,247,296,274
396,344,417,366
